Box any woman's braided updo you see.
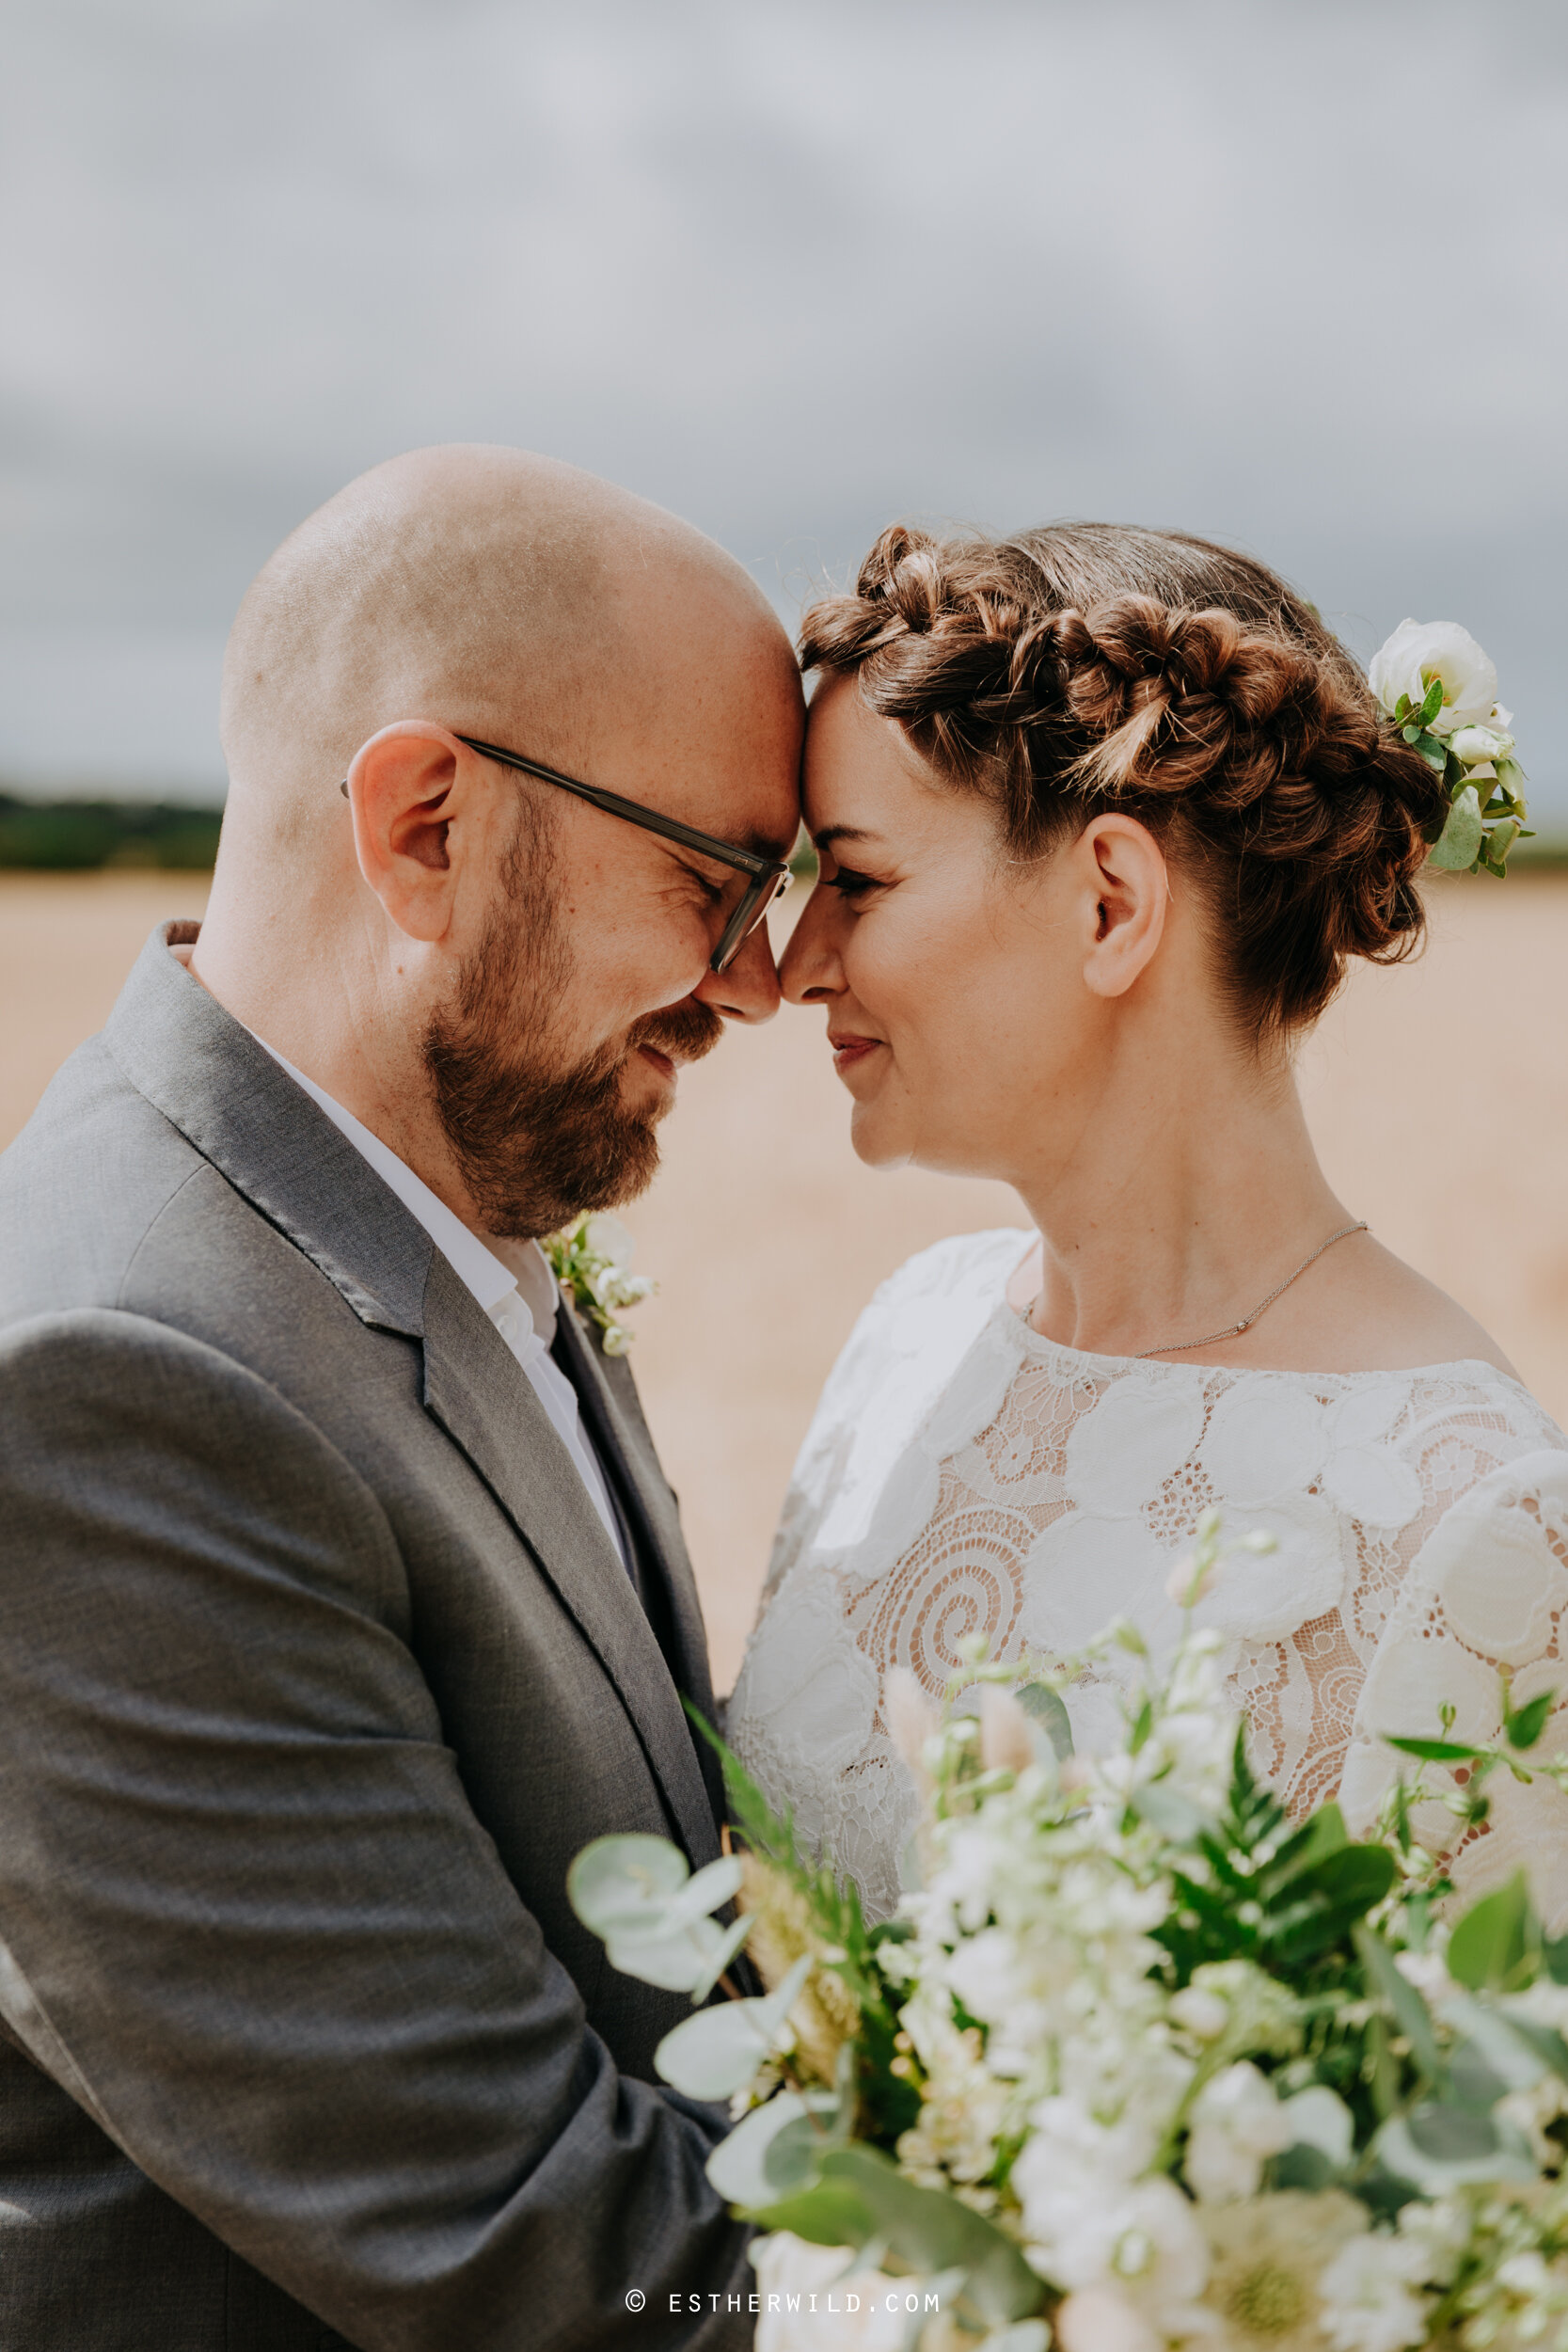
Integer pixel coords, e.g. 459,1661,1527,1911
799,522,1448,1039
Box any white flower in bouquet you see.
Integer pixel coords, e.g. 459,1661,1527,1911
1179,1960,1303,2062
1014,2098,1211,2333
1054,2286,1165,2352
896,1981,1013,2191
1185,2061,1294,2203
1391,2199,1471,2292
1370,619,1500,737
750,2233,913,2352
1168,1984,1231,2041
941,1925,1033,2044
1317,2230,1433,2352
1120,1628,1234,1812
1468,2246,1568,2352
1201,2192,1370,2352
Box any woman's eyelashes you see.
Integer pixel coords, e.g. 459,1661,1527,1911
820,865,879,898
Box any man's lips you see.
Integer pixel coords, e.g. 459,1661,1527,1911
829,1032,884,1072
637,1044,677,1082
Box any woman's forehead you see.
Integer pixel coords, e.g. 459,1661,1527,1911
803,680,958,835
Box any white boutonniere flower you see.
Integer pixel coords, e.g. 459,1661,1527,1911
543,1213,657,1355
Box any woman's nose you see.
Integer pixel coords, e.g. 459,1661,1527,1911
777,883,844,1006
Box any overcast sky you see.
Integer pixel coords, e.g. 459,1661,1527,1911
3,0,1565,818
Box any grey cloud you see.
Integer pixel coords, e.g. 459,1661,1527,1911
2,0,1564,809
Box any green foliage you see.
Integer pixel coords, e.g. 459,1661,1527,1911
1153,1734,1394,1986
1447,1875,1539,1995
751,2146,1044,2329
1506,1691,1555,1753
1015,1680,1074,1761
0,795,221,869
1354,1924,1441,2083
1429,785,1485,870
685,1703,921,2143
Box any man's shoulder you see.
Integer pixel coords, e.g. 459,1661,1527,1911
0,1034,348,1349
0,1034,212,1321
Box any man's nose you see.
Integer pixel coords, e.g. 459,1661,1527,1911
692,920,782,1025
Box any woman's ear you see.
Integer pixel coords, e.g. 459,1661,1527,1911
345,723,469,944
1075,813,1168,999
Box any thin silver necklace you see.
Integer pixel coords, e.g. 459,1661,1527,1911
1129,1221,1370,1359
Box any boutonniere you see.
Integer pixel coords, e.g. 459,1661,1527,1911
544,1213,657,1357
1369,617,1530,875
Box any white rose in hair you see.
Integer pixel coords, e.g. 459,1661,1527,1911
1368,618,1498,735
1448,722,1514,766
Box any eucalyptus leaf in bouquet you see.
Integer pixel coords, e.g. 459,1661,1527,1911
570,1511,1568,2351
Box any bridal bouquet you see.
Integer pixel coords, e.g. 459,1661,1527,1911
570,1515,1568,2351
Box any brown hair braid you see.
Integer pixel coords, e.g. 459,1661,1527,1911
799,522,1448,1040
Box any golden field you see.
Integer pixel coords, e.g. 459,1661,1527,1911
4,868,1566,1688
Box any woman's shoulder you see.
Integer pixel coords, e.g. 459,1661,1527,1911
766,1228,1031,1583
815,1224,1030,1429
862,1225,1033,1322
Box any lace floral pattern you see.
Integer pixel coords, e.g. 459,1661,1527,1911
731,1230,1568,1927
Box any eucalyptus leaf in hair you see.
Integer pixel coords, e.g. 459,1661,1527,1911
1428,787,1484,872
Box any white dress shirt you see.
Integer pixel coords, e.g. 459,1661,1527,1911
251,1039,629,1566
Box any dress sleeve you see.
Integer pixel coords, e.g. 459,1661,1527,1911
758,1228,1030,1613
1338,1447,1568,1935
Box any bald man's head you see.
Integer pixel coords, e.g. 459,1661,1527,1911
220,444,790,836
195,446,801,1241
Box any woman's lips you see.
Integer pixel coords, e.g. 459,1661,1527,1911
829,1033,883,1073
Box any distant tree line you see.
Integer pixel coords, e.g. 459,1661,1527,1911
0,796,222,869
0,793,1561,875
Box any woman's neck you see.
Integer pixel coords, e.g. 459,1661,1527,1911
1011,1035,1355,1364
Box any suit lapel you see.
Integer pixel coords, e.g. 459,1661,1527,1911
551,1298,726,1820
419,1256,720,1865
106,925,721,1869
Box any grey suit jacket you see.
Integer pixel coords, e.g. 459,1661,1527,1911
0,924,757,2351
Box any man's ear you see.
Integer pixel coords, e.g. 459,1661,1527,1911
345,723,469,945
1075,813,1169,1000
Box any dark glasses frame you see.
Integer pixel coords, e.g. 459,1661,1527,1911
342,734,793,975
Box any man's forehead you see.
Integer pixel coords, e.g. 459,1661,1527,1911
676,743,800,866
737,818,800,863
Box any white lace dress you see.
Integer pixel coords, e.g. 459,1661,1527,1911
730,1230,1568,1929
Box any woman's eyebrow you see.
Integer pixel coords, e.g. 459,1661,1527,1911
813,823,879,850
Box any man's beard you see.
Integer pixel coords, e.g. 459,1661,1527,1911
423,821,722,1241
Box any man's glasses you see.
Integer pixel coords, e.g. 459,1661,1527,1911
343,735,793,975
